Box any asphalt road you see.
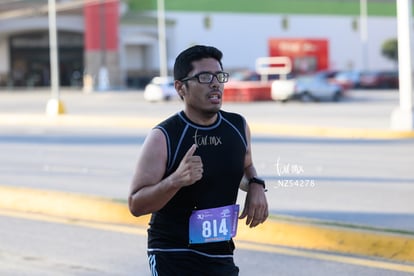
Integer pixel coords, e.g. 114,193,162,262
0,88,413,275
0,125,413,231
0,88,413,231
1,213,412,276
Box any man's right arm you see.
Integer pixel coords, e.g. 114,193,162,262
128,129,203,217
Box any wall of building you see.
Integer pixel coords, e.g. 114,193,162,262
119,24,159,74
150,11,399,73
0,15,85,87
0,3,404,88
0,36,8,85
0,37,8,72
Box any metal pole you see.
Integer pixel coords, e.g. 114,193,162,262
157,0,168,78
396,0,413,110
360,0,368,70
46,0,65,115
391,0,414,130
49,0,59,100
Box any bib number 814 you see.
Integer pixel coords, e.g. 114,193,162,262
202,218,228,238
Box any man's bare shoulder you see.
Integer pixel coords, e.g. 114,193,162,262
142,128,167,151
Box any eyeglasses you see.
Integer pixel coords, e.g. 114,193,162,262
181,71,229,84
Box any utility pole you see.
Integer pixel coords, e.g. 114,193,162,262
391,0,414,130
46,0,65,115
360,0,368,70
157,0,168,78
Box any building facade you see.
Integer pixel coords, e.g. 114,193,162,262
0,0,404,90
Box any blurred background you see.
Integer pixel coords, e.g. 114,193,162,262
0,0,402,91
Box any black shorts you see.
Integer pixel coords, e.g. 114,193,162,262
147,249,239,276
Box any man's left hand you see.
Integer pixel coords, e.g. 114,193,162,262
239,183,268,228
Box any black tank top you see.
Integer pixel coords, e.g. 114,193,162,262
148,110,247,255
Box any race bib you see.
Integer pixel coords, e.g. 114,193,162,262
189,204,239,244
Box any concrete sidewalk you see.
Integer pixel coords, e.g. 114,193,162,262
0,89,414,139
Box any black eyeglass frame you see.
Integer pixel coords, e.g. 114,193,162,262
180,71,230,84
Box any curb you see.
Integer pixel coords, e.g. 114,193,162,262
1,113,414,139
1,185,413,264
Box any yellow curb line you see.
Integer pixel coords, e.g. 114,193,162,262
0,185,147,226
250,122,414,139
1,113,414,139
1,185,413,263
236,218,414,263
235,241,414,273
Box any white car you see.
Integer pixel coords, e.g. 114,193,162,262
143,76,180,102
272,73,344,102
271,79,297,102
294,74,343,102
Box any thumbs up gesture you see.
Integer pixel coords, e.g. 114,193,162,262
173,144,203,188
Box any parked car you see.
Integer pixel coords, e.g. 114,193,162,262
314,69,339,80
332,70,363,90
143,76,179,102
228,70,282,83
271,79,297,101
359,70,399,89
229,70,261,82
271,71,344,102
294,73,344,101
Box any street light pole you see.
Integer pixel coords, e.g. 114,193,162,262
157,0,168,78
46,0,65,115
391,0,414,130
360,0,368,70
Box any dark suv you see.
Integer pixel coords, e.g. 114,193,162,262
359,71,399,89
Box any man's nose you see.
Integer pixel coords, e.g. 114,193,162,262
210,75,220,87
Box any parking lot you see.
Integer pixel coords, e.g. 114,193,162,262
0,88,404,130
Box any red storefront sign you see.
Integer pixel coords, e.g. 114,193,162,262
268,38,329,74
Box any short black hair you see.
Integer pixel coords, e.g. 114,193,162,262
173,45,223,81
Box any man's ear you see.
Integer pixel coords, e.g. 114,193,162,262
174,80,185,98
